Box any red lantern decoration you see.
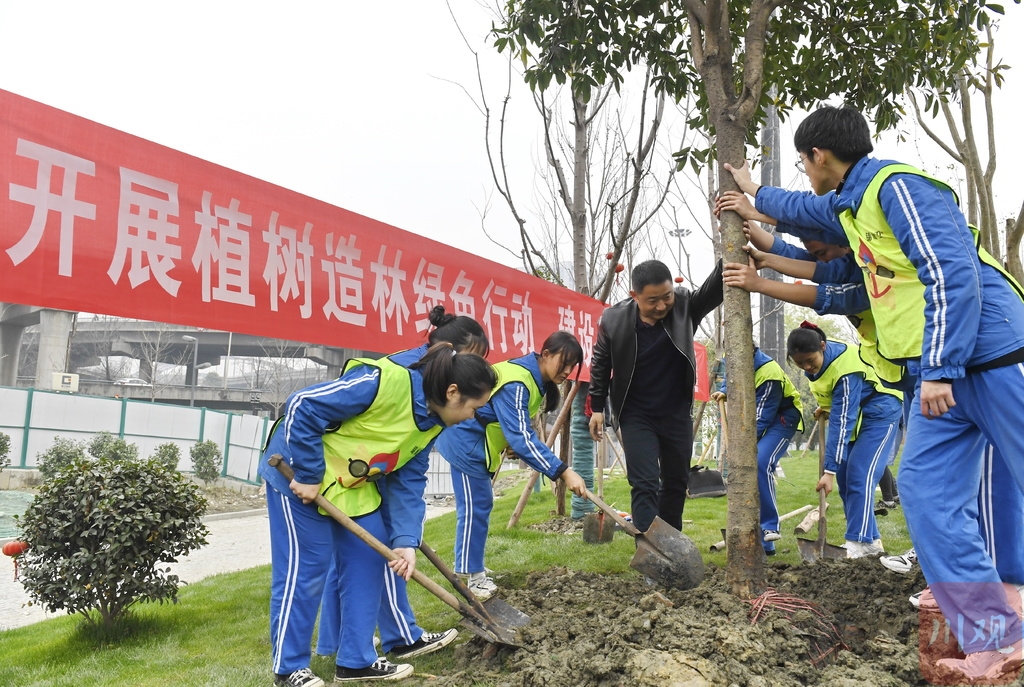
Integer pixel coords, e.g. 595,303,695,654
605,251,615,260
674,276,685,284
615,263,625,273
3,540,29,580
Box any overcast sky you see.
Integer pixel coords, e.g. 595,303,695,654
2,1,1022,285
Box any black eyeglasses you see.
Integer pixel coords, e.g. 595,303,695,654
795,156,807,173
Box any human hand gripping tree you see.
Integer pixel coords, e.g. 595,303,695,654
496,0,1003,596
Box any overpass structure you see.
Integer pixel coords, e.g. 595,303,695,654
0,304,368,412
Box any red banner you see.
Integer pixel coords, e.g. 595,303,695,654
0,89,606,376
693,341,709,402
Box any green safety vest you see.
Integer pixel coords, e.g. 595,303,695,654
319,358,442,518
838,163,1023,361
753,357,804,432
482,359,544,474
847,309,906,386
809,340,903,441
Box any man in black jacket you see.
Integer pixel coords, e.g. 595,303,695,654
588,259,723,532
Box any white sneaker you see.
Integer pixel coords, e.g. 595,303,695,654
880,548,917,574
846,540,884,558
466,572,497,600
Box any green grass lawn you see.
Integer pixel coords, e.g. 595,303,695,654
0,452,911,686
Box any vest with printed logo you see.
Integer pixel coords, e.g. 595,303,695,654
838,163,1022,361
319,358,441,517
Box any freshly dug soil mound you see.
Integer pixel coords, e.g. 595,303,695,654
428,558,950,687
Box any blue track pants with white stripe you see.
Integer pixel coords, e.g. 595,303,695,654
268,485,386,673
837,394,901,544
451,464,493,575
900,365,1024,653
758,407,801,554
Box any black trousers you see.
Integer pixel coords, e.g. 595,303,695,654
618,407,692,532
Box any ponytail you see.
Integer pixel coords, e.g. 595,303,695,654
412,342,496,406
426,305,490,356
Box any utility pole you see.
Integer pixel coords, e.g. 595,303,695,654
758,97,786,364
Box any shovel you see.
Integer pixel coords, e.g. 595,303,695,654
582,488,704,590
418,541,528,647
269,455,524,647
796,416,847,562
583,435,614,544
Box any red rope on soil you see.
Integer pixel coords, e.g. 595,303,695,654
745,588,849,668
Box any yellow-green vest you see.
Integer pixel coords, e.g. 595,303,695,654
482,359,544,474
319,358,442,517
753,358,805,432
809,340,903,441
847,309,906,386
838,163,1022,361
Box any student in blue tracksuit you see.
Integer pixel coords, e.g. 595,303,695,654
259,344,496,687
719,192,1024,584
725,105,1024,681
712,347,803,556
435,331,588,598
315,306,489,660
786,323,902,557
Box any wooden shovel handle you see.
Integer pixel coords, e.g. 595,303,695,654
583,488,641,536
816,413,829,543
418,541,495,624
267,455,489,628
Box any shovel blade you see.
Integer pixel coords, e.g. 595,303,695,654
796,536,848,563
457,597,528,648
582,512,615,544
628,517,705,590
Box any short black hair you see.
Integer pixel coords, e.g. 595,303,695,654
794,106,873,163
631,259,672,292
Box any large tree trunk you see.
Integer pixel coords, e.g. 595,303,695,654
1008,212,1024,285
716,120,763,598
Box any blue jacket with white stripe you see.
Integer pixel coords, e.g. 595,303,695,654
435,352,567,481
756,156,1024,381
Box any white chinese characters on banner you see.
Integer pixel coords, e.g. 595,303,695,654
412,258,446,333
1,127,604,367
263,212,314,318
192,192,256,307
110,168,182,296
321,233,366,326
7,139,96,277
370,246,411,336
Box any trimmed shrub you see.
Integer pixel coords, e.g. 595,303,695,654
190,440,222,484
152,442,182,472
37,436,86,480
87,432,139,462
17,456,208,628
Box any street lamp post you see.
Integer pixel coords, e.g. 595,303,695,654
668,228,691,275
182,335,199,407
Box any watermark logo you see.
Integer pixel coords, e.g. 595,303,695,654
919,582,1023,685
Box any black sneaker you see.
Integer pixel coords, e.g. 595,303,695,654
389,628,458,659
274,667,325,687
335,658,413,682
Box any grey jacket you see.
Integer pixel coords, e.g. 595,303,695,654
588,261,722,422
